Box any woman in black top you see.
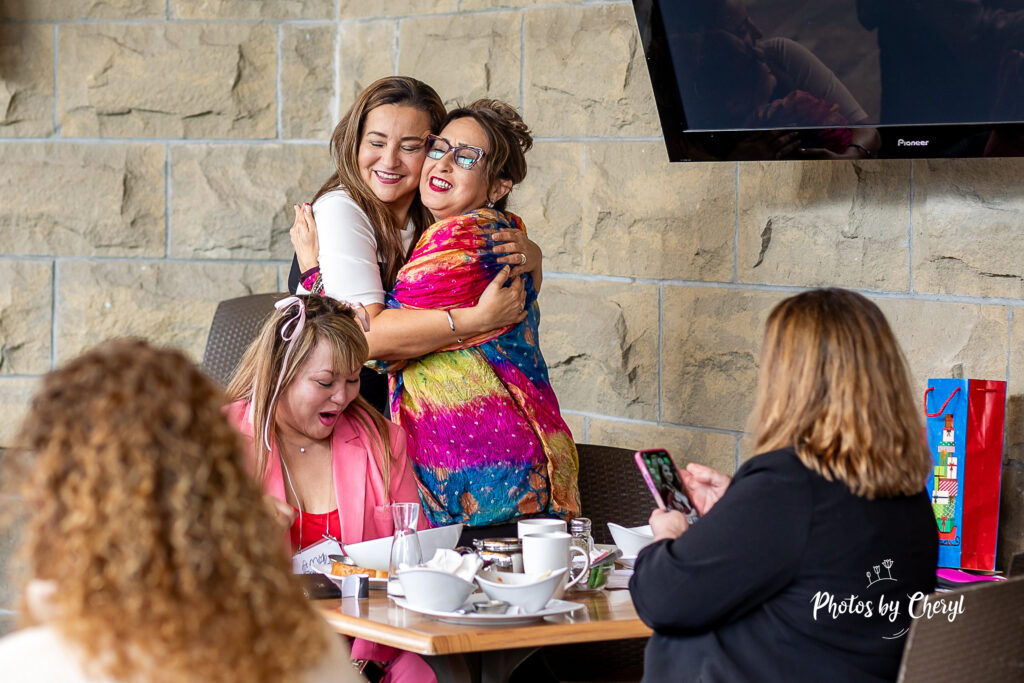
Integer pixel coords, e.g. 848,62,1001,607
630,288,938,682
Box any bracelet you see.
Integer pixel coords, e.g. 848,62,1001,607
300,268,323,296
445,310,463,344
848,143,875,158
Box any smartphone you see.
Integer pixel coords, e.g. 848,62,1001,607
298,572,342,600
634,449,700,525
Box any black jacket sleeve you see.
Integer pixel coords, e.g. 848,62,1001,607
629,452,814,634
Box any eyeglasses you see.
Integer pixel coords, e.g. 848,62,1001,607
425,134,486,170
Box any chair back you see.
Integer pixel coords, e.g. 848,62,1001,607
576,443,653,545
897,576,1024,682
543,443,652,681
1009,550,1024,577
201,293,285,387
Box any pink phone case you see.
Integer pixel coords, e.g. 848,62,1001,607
635,451,667,510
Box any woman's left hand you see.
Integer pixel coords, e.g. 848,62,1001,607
290,203,320,273
649,508,689,542
492,231,542,278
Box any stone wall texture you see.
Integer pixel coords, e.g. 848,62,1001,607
3,0,1024,623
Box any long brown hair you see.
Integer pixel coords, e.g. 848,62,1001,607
313,76,446,289
227,295,395,492
749,288,932,498
6,339,327,683
445,99,533,212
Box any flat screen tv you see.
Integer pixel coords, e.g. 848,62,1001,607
632,0,1024,161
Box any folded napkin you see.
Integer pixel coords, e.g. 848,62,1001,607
422,548,482,582
606,569,633,590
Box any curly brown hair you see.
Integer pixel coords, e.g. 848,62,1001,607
6,339,329,683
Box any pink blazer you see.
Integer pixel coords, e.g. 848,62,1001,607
227,400,427,543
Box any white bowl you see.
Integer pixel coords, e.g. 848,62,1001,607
397,567,476,612
474,567,566,614
607,523,655,557
344,523,464,572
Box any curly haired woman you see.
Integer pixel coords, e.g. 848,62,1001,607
0,339,359,683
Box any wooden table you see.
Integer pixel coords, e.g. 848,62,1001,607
315,589,651,682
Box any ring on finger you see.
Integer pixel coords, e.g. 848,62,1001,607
519,252,527,265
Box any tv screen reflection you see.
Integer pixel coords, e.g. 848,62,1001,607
635,0,1024,160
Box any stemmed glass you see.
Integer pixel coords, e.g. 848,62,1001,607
387,502,423,598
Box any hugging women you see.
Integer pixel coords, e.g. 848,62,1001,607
288,76,579,535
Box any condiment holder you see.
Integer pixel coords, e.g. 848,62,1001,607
472,537,524,573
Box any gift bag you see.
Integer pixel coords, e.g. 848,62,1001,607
923,379,1006,570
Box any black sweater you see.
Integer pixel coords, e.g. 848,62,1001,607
629,448,937,683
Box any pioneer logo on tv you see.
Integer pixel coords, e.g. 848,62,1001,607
897,139,930,147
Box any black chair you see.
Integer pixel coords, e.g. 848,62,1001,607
1009,550,1024,577
897,576,1024,682
542,443,652,682
200,292,285,387
575,443,654,545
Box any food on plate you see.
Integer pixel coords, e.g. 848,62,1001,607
331,561,387,578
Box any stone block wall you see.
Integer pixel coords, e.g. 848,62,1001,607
2,0,1023,623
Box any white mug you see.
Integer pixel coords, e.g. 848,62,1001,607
521,531,588,597
517,518,567,538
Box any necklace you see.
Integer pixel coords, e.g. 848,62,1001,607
279,445,335,549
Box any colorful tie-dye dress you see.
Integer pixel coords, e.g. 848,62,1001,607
383,208,580,527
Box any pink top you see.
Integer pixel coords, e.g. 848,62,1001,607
227,400,428,545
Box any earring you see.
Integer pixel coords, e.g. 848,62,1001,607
486,199,495,209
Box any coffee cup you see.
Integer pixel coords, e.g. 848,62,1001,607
521,531,588,598
517,518,567,538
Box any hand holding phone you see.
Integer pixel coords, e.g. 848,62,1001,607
634,449,700,526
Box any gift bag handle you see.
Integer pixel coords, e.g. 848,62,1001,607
923,386,960,417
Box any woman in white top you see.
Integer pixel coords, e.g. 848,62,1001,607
0,339,360,683
288,76,539,412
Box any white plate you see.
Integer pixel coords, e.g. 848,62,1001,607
617,555,637,569
392,594,584,626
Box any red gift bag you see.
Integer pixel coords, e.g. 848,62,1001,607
923,379,1006,571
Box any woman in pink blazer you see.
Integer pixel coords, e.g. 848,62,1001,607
227,294,432,683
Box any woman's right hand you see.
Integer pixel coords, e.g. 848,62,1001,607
266,494,297,530
465,266,528,333
680,463,731,516
649,508,689,542
290,203,320,272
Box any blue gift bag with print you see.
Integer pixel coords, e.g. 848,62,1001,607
923,378,1005,570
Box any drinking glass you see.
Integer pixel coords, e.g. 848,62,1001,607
387,502,423,597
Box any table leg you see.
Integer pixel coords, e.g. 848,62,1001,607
481,647,537,683
426,647,538,683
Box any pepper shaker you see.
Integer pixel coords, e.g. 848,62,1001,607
569,517,594,588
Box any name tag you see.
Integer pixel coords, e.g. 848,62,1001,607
292,538,343,574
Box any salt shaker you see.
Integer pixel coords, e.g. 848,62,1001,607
569,517,594,588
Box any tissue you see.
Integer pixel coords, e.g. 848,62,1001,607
422,548,482,582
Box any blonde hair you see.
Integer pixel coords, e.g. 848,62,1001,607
750,288,932,498
226,295,394,492
313,76,446,289
5,339,328,683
